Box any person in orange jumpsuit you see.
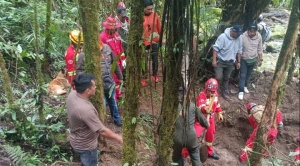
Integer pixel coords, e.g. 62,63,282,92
194,78,223,160
65,30,83,89
239,103,283,163
142,0,162,84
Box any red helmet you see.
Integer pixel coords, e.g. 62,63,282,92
205,78,218,92
247,102,257,112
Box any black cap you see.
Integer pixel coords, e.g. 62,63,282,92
144,0,153,7
231,25,243,35
248,23,258,30
117,9,128,17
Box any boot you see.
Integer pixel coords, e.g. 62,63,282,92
208,153,220,160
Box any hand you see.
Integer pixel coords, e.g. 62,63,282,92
204,106,211,114
122,60,126,69
212,60,217,67
236,62,240,69
217,112,223,122
257,59,263,67
119,80,123,84
116,135,123,144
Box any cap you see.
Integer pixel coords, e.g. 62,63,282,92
117,8,128,17
248,23,258,30
232,25,243,35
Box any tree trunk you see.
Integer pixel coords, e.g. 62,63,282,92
249,0,299,164
34,0,45,124
157,0,186,165
0,52,14,108
78,0,105,121
286,50,297,84
43,0,52,76
122,0,144,164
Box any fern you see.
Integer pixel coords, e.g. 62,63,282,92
1,144,41,166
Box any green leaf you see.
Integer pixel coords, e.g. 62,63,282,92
12,112,16,121
123,163,129,166
132,117,136,124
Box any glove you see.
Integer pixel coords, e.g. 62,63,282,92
122,60,126,69
217,112,223,122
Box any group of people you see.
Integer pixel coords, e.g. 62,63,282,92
212,23,263,101
65,0,162,165
63,1,294,165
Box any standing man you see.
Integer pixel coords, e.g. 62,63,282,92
238,23,263,100
116,2,129,55
100,16,125,100
142,0,162,83
66,73,123,166
116,2,130,81
100,42,123,127
65,30,84,89
212,25,243,99
172,102,208,166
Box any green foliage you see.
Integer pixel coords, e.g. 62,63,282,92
1,144,42,165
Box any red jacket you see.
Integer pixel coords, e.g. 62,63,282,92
64,44,81,84
196,91,222,115
248,108,283,129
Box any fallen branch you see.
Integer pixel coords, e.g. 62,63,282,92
271,16,286,24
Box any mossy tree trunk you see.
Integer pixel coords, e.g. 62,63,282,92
157,0,186,165
78,0,105,121
33,0,45,124
43,0,52,76
0,52,15,108
122,0,144,164
249,0,299,165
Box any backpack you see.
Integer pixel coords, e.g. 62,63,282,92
258,22,271,43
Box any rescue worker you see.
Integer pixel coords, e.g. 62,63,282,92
100,16,126,101
172,102,209,166
195,78,223,160
65,30,84,89
142,0,162,84
239,102,283,163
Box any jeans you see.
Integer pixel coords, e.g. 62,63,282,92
238,59,256,92
74,149,98,166
145,43,159,76
104,87,121,123
214,61,235,91
172,145,201,166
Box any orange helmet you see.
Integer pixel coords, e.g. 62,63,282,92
69,30,84,44
205,78,218,92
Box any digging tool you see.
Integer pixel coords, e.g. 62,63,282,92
199,94,215,163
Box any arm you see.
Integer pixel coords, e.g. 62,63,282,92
195,107,209,128
97,128,123,144
111,53,124,81
212,50,218,67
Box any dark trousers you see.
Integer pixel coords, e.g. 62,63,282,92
238,59,256,92
145,43,159,76
214,61,235,91
172,145,201,166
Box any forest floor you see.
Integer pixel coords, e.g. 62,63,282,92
0,8,299,166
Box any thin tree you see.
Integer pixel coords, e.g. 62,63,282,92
0,52,15,108
77,0,105,121
43,0,52,76
249,0,299,165
157,0,188,165
122,0,144,164
33,0,45,124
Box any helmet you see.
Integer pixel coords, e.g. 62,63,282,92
247,102,257,111
205,78,218,92
69,30,84,44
